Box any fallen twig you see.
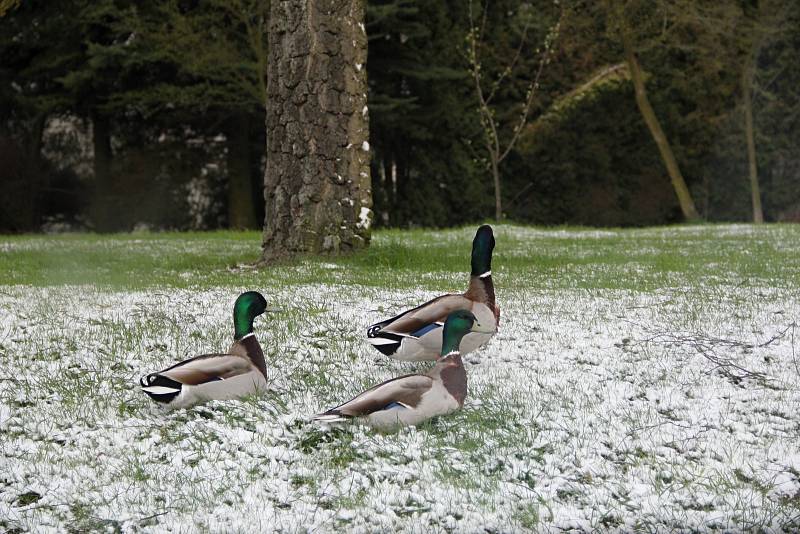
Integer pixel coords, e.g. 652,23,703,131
628,322,791,383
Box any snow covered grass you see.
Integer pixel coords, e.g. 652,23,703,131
1,223,800,532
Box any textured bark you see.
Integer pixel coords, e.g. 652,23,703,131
226,112,258,229
261,0,372,260
621,28,700,222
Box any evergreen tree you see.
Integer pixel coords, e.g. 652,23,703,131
0,0,123,229
367,0,493,227
2,0,799,231
95,0,269,229
1,0,269,231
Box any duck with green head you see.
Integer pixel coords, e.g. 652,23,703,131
366,225,499,361
315,310,493,429
140,291,270,408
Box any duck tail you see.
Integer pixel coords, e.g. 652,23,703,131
365,328,403,356
312,409,351,424
140,374,182,404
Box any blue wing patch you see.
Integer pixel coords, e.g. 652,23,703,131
383,401,407,411
410,322,442,338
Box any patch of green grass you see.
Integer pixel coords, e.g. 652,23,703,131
64,501,124,534
514,502,542,529
0,231,259,288
3,224,799,291
295,425,357,462
325,435,369,470
15,491,42,506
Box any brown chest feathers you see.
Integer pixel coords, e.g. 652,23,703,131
240,335,268,379
464,275,497,316
440,356,467,406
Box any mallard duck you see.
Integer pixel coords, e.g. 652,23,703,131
139,291,269,408
314,310,492,429
366,225,499,361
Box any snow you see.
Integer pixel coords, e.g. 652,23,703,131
1,226,799,531
357,207,372,230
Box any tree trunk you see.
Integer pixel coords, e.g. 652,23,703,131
621,32,700,222
226,112,258,229
261,0,372,260
742,63,764,224
26,114,47,229
91,112,114,232
376,155,393,226
491,154,502,221
389,157,397,212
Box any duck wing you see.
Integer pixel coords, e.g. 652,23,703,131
366,294,475,357
314,374,433,421
368,294,472,338
142,353,253,387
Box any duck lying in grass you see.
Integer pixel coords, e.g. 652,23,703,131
140,291,270,408
314,310,493,430
366,225,500,361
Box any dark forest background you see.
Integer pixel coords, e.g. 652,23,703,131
1,0,799,232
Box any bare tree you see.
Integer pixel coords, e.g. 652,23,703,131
606,0,700,221
261,0,372,260
737,0,793,224
0,0,19,17
659,0,796,223
467,1,561,221
741,51,762,223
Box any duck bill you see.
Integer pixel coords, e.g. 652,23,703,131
470,320,495,334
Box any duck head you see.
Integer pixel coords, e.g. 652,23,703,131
440,309,495,357
233,291,268,340
470,225,495,278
